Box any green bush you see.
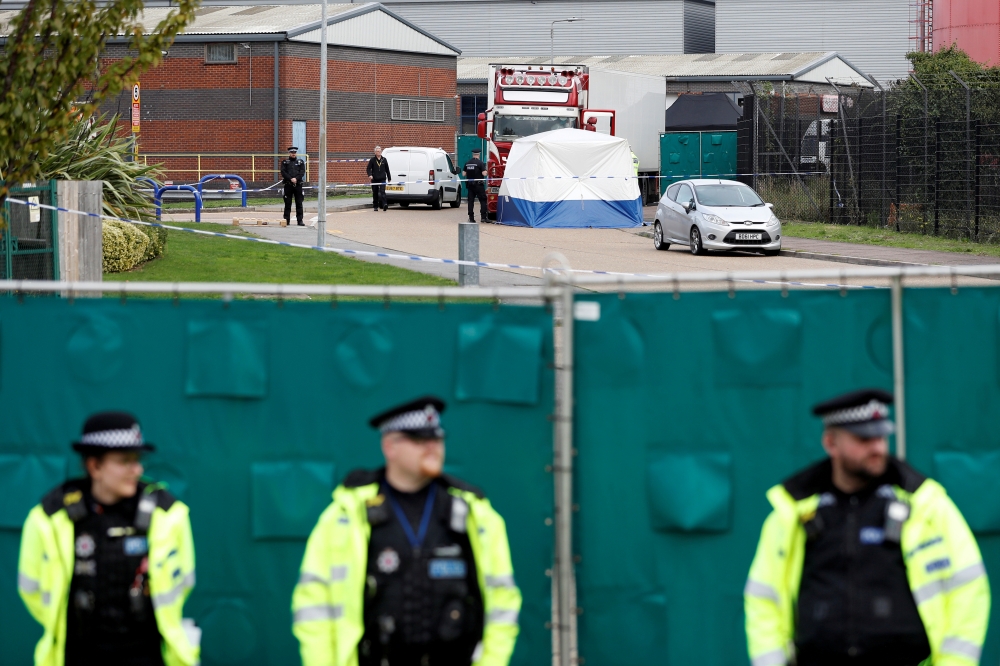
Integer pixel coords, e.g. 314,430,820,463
138,225,168,262
102,220,149,273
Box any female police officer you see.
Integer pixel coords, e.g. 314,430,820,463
293,396,521,666
18,411,198,666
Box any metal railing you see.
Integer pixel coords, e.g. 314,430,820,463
138,153,312,183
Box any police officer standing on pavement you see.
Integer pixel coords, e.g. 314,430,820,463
293,396,521,666
367,145,390,212
282,146,306,226
18,411,198,666
464,149,488,223
745,389,989,666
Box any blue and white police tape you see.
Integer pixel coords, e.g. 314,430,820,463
4,197,878,290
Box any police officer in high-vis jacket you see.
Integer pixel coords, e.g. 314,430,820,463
293,396,521,666
745,389,989,666
18,411,198,666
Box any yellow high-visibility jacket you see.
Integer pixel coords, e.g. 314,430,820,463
292,471,521,666
18,480,198,666
745,459,990,666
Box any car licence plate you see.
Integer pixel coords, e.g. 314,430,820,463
487,187,500,194
735,233,762,241
385,185,405,192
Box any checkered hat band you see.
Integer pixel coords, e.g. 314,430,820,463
379,409,440,434
79,428,144,448
823,400,890,427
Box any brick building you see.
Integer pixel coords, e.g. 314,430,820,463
101,3,460,186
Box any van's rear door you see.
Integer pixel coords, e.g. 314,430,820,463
407,151,430,196
385,150,408,193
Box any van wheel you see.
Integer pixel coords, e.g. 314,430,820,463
431,189,442,210
399,202,410,209
449,190,461,208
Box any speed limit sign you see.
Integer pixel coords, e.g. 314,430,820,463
131,82,140,133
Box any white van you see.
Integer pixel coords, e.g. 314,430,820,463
382,147,462,209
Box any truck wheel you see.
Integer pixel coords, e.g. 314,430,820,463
487,211,497,221
431,189,442,210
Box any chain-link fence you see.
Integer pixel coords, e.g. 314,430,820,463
1,182,58,280
740,77,1000,243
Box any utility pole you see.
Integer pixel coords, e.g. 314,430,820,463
317,0,328,245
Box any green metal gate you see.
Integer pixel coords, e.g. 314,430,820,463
2,181,59,280
457,135,488,198
659,132,738,196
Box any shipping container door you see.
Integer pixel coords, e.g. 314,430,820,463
659,132,701,196
701,131,737,180
457,135,487,197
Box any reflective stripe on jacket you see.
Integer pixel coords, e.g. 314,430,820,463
18,486,198,666
292,481,521,666
745,473,989,666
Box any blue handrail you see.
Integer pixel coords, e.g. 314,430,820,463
197,174,248,208
154,185,203,222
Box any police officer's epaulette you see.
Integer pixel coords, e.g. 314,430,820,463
41,479,89,520
441,474,485,499
342,468,383,488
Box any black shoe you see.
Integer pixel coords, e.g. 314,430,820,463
373,207,378,212
297,223,305,226
468,218,476,223
382,207,388,211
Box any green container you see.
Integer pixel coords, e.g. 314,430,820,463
457,135,488,198
659,131,737,195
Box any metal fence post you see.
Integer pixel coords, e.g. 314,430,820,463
974,120,982,241
934,119,941,235
895,114,902,231
458,223,479,286
891,275,907,461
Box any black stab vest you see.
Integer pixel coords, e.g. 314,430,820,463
360,480,484,666
795,483,931,666
61,480,164,666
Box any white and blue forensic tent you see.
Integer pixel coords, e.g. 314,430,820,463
496,129,643,228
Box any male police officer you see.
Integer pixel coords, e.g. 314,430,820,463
282,146,306,226
293,396,521,666
367,146,390,212
745,389,989,666
464,149,488,223
18,411,198,666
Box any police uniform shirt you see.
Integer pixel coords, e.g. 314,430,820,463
791,459,930,666
281,157,305,182
361,476,484,666
464,158,486,188
64,482,163,666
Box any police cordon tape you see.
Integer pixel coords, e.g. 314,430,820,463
6,196,881,290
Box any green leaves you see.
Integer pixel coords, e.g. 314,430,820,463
0,0,199,203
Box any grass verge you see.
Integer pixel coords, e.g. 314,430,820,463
782,220,1000,259
104,222,454,296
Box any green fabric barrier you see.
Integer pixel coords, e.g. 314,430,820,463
572,288,1000,666
0,297,554,666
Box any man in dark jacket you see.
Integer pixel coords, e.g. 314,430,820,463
281,146,306,226
367,146,390,212
464,148,488,223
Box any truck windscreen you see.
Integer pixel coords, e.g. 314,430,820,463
492,115,578,141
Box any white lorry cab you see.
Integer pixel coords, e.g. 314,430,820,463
382,147,462,209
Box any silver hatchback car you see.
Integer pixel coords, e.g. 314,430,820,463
652,179,781,256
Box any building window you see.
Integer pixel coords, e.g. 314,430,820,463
391,99,445,122
205,43,236,63
460,95,488,135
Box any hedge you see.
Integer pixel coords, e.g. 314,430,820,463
102,220,167,273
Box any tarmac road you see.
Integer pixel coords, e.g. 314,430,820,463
170,203,1000,292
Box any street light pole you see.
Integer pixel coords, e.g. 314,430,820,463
550,17,584,66
317,0,328,245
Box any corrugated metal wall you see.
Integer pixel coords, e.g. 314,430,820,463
715,0,910,81
381,1,689,56
684,0,715,54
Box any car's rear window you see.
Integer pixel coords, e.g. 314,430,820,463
695,184,764,206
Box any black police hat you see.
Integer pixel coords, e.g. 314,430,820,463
812,388,895,438
369,396,446,439
72,411,155,455
471,148,481,154
288,146,298,152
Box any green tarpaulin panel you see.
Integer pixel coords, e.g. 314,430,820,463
0,297,554,666
456,317,543,406
573,287,1000,665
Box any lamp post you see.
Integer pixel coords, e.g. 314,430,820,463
317,0,327,244
550,17,584,66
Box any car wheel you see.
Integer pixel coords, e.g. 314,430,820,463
449,189,461,208
690,226,707,255
399,202,410,209
431,189,442,210
653,222,669,251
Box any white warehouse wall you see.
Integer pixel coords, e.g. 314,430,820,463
716,0,911,81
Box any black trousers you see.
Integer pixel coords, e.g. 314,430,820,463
371,183,387,210
283,181,304,223
467,184,487,220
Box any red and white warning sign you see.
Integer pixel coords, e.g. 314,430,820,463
131,83,141,133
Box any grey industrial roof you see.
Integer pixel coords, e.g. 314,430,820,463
0,3,461,53
458,52,872,83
